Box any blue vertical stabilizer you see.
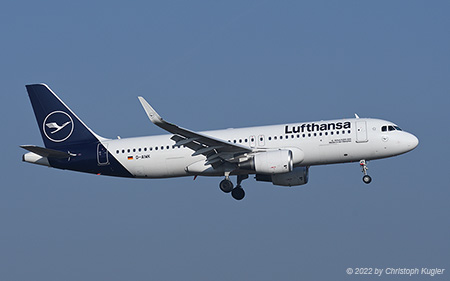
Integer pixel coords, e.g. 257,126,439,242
26,84,100,149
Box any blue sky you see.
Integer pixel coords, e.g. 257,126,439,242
1,1,449,280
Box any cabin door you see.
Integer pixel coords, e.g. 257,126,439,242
97,143,110,165
356,121,368,143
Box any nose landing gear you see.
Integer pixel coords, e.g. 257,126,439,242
219,174,248,200
360,160,372,184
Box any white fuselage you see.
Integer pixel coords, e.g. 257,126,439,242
105,118,418,178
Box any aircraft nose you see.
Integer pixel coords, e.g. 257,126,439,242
405,133,419,151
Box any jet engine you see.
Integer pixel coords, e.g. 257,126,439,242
255,167,309,187
239,149,293,174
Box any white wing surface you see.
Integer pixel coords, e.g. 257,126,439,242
138,97,254,166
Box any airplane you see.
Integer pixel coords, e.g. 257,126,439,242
21,84,419,200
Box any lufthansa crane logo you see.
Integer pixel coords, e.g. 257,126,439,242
43,111,74,142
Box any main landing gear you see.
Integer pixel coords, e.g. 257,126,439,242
360,160,372,184
219,174,248,200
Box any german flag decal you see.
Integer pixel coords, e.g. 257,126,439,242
127,156,133,160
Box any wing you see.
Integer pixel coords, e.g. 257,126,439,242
138,97,254,167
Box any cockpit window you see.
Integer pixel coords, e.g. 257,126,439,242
382,125,402,132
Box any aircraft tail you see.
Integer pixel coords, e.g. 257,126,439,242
25,84,103,149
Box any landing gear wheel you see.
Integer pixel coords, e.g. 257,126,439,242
219,179,234,193
363,175,372,184
360,160,372,184
231,186,245,200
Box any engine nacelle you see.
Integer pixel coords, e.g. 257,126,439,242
240,149,293,174
255,167,309,187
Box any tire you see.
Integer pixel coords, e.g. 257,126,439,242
231,186,245,200
363,175,372,184
219,179,234,193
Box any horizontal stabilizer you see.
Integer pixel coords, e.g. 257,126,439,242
20,145,75,159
